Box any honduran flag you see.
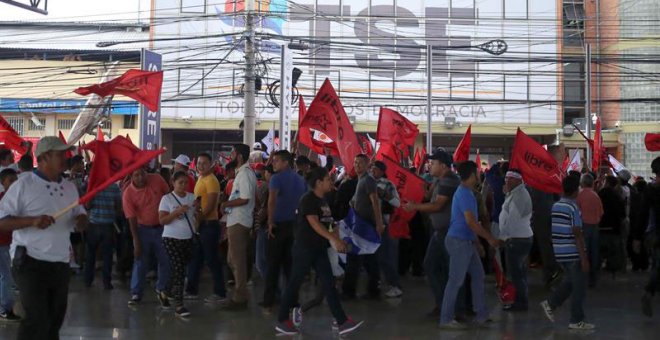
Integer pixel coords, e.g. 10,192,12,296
338,208,381,255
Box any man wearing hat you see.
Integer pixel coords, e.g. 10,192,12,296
249,142,267,165
498,169,534,311
173,154,196,193
0,136,88,339
403,148,461,317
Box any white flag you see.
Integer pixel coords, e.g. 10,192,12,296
366,133,377,151
567,151,581,173
262,127,275,154
608,154,626,173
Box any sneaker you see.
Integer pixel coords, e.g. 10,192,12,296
384,286,403,299
157,291,171,309
338,318,364,335
0,310,21,322
568,321,595,330
175,306,191,318
204,294,227,304
292,307,303,327
275,320,299,335
540,300,555,323
438,320,469,330
128,295,141,305
642,292,653,317
184,293,199,300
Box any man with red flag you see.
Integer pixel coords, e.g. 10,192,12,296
453,125,472,164
0,136,87,339
299,79,362,173
74,69,164,112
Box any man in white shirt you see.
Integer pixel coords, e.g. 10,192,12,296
221,143,257,310
498,169,534,311
0,136,87,340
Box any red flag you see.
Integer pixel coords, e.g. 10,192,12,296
561,154,570,172
97,126,105,141
453,125,472,163
359,135,374,157
377,107,419,157
646,133,660,152
475,149,482,173
375,142,400,163
380,156,426,239
416,146,427,174
592,117,602,171
0,115,26,155
74,69,163,112
58,131,74,159
297,95,336,155
299,79,363,173
80,136,165,204
510,128,562,194
413,147,421,168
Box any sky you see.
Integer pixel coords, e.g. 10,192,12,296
0,0,151,23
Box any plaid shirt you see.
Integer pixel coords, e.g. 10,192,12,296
87,183,121,224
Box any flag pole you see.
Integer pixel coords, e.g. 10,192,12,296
53,200,80,220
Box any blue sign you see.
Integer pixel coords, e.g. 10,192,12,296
140,49,162,164
0,98,138,115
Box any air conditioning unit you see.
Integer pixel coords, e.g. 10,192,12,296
444,117,456,129
572,118,587,130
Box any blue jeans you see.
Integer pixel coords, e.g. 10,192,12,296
84,223,115,287
0,245,14,312
255,228,268,278
130,226,171,296
424,230,450,308
440,236,488,324
186,220,226,297
548,261,587,323
583,224,599,285
504,237,533,308
378,226,401,288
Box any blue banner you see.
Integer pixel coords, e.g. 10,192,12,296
140,49,162,167
0,98,138,115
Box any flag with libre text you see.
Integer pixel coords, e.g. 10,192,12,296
510,128,562,194
74,69,163,112
299,79,363,173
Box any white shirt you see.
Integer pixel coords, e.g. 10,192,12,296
226,163,257,228
159,192,195,240
0,172,86,263
498,184,533,240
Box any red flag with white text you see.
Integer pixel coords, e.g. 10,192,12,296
453,125,472,163
74,69,163,112
299,79,363,173
510,128,562,194
80,136,165,204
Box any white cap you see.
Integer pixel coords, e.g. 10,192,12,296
253,142,262,150
174,154,191,166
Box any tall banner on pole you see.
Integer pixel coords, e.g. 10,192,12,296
279,45,293,151
140,49,162,167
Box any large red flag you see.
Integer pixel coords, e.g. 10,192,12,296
296,95,338,156
377,107,419,157
375,142,400,163
299,79,362,173
646,133,660,152
592,117,602,171
58,131,74,159
510,128,562,194
380,156,426,238
0,115,26,154
453,124,472,163
74,69,163,112
80,136,164,204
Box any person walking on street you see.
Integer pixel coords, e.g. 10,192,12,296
576,173,603,287
540,175,594,330
498,169,534,311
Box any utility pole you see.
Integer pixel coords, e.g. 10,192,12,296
426,45,433,152
243,0,256,147
585,43,592,166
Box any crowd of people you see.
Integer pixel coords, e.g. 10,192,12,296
0,137,658,338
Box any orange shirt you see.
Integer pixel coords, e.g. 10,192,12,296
123,174,170,226
577,187,604,225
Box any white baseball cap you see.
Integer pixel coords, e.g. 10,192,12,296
174,154,191,166
253,142,262,150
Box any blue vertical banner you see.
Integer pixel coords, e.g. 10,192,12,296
140,49,162,167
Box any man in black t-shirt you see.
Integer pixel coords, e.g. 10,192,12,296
275,168,363,336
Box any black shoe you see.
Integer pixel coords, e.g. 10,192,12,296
157,291,172,309
642,293,653,317
175,306,191,318
0,310,21,322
